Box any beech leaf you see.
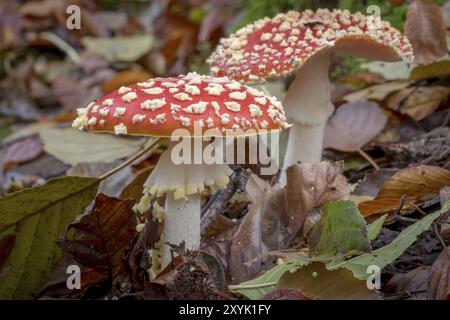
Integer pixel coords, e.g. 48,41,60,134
58,194,136,282
324,100,388,152
0,176,100,299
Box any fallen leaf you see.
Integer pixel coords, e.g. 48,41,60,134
7,153,69,180
384,86,450,121
39,127,145,166
286,161,350,235
229,255,309,299
81,35,155,62
3,135,43,169
51,74,92,110
353,169,398,197
58,194,136,283
383,266,430,299
309,201,371,259
277,262,380,300
0,234,16,271
343,81,411,102
427,247,450,300
359,165,450,221
410,60,450,80
229,175,291,283
361,61,411,80
327,201,450,280
405,0,447,65
0,176,100,299
101,69,152,94
324,100,388,152
67,162,134,198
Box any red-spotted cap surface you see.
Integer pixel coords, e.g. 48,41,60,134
72,72,290,137
208,9,414,83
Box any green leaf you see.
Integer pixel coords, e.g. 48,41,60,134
228,256,309,300
0,176,100,299
327,201,450,280
309,200,371,259
81,35,155,62
367,214,387,242
40,127,145,166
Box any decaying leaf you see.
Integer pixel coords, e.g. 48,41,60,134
0,176,100,299
58,194,136,284
229,255,309,299
384,86,450,121
410,60,450,81
286,161,350,235
383,266,430,299
81,35,155,62
427,247,450,300
120,166,154,201
308,201,371,259
328,201,450,280
229,175,291,283
405,0,447,65
343,81,411,102
359,165,450,221
3,135,43,169
277,262,380,300
361,61,411,80
39,127,145,166
324,100,388,152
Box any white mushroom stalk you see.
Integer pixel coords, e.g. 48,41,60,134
281,50,334,181
135,140,232,268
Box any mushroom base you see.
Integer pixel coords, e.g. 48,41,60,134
162,192,201,267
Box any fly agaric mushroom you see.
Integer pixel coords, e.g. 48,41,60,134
72,72,290,269
208,9,414,181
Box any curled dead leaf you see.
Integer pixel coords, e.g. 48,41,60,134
428,247,450,300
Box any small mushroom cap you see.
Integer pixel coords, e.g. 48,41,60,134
208,9,414,83
72,72,290,137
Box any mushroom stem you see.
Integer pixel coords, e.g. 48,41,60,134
281,50,334,183
162,192,201,267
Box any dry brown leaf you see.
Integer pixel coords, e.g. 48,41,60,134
120,166,153,201
286,161,351,235
101,69,152,94
383,266,431,299
277,262,380,300
343,81,411,102
384,86,450,121
324,101,388,152
58,194,137,281
428,247,450,300
405,0,447,65
3,135,43,170
359,165,450,221
229,175,291,284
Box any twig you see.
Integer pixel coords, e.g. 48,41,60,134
39,32,81,65
433,224,447,250
393,195,418,224
99,138,161,180
200,167,250,237
357,148,380,171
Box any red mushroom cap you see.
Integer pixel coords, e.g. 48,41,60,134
72,72,290,137
208,9,414,83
